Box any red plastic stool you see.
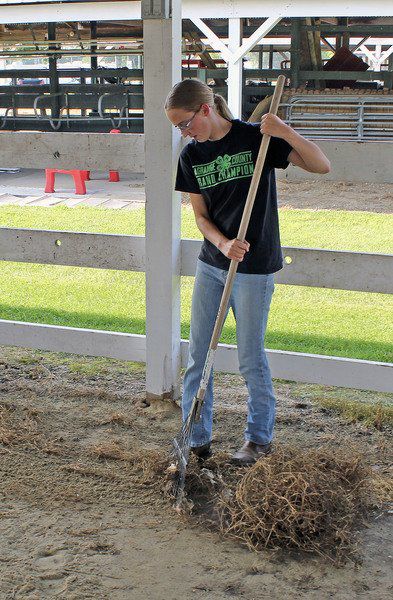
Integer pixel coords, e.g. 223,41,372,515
109,170,120,182
45,169,88,195
76,167,119,184
108,129,120,182
82,130,121,183
44,129,120,194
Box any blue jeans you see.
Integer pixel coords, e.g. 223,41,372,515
183,259,276,448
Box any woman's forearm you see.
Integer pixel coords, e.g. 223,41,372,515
189,191,250,261
196,215,228,250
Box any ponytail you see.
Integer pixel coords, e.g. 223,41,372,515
213,93,233,121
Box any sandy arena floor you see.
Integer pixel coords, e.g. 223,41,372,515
277,179,393,213
0,346,392,600
0,169,391,213
0,170,392,598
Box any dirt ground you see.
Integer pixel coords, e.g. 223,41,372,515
181,179,393,214
0,346,392,600
277,180,393,213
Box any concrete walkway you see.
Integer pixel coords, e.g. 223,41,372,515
0,168,145,209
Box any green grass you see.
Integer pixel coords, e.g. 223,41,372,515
313,397,393,429
276,381,393,428
1,205,392,363
3,204,393,253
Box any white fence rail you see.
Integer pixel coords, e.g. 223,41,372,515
277,140,393,185
0,320,391,393
0,227,392,393
0,228,146,272
182,238,393,293
1,227,392,293
0,11,391,396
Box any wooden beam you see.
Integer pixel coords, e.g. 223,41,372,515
0,68,143,79
290,18,301,88
47,22,60,123
305,17,324,89
321,36,336,53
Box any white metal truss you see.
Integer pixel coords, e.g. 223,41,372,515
190,17,233,62
190,16,281,65
360,43,393,71
230,16,282,64
2,1,393,25
190,16,281,116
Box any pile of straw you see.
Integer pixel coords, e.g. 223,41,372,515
215,446,375,561
168,444,389,563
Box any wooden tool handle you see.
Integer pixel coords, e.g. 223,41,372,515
194,75,286,413
236,74,285,242
209,74,286,353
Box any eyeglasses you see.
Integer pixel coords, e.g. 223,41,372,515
175,106,202,132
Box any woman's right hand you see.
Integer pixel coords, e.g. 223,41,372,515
218,238,250,261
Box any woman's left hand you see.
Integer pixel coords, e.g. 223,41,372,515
260,113,290,139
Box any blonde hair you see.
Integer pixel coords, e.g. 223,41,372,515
165,78,233,121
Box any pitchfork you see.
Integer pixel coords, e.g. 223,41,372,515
170,75,286,509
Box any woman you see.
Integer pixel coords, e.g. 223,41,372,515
165,79,330,465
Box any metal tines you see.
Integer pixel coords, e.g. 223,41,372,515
170,401,198,510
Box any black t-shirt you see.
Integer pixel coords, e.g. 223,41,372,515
175,119,292,274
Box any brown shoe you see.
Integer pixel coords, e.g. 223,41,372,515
190,443,212,461
231,441,272,466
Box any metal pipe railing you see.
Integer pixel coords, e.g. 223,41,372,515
283,95,393,141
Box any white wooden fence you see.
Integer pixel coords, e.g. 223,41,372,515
0,1,392,396
0,219,392,394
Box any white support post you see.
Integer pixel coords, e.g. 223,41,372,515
375,43,382,72
228,18,243,119
143,0,182,401
360,44,377,66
